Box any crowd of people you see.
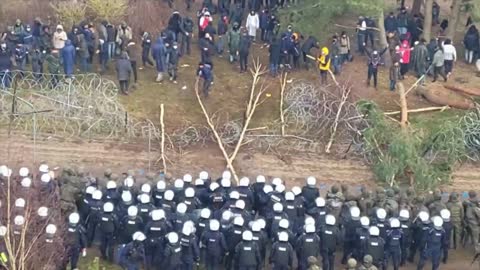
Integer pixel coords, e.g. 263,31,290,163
1,163,478,270
0,0,479,96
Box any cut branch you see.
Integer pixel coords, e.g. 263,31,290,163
279,72,288,136
398,82,408,130
325,86,351,153
160,104,167,175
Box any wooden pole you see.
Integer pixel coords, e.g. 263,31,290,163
279,72,287,136
398,82,408,130
160,104,167,175
325,86,351,153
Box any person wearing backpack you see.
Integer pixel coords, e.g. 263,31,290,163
118,231,147,270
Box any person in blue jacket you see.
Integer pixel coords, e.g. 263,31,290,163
152,37,166,82
61,40,76,77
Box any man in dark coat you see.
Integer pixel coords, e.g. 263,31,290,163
0,43,13,89
239,30,251,73
197,62,213,97
268,37,281,76
464,25,479,64
301,36,319,70
116,52,132,94
384,12,397,34
411,39,429,85
61,40,76,77
168,11,185,42
152,37,167,82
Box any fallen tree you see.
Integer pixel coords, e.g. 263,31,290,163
416,85,475,110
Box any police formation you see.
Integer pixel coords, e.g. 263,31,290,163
53,169,478,270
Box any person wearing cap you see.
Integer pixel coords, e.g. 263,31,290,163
302,176,319,213
358,255,378,270
200,219,227,270
319,215,340,270
144,209,168,268
98,202,119,262
341,206,361,264
119,206,144,244
225,216,246,269
270,230,294,269
364,226,385,269
446,192,463,249
180,222,200,269
440,209,452,264
119,231,147,270
63,212,87,270
233,230,261,270
409,211,431,263
417,216,446,270
385,218,403,270
296,223,320,270
162,232,182,269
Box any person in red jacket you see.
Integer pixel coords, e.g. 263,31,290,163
398,39,412,79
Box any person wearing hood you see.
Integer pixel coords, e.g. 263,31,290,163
45,49,60,88
32,17,43,44
168,11,185,42
140,32,154,69
318,47,331,84
31,46,44,79
53,25,67,50
365,46,387,89
431,45,447,82
230,4,244,26
197,62,213,97
22,25,33,57
181,16,194,56
167,42,180,83
463,25,479,64
39,25,53,52
411,39,429,85
76,33,90,72
199,33,214,64
152,37,167,82
116,22,133,54
398,39,412,78
116,52,133,95
246,11,259,42
126,40,138,85
61,39,76,77
13,19,25,39
268,37,281,77
217,15,229,55
198,11,213,39
228,22,241,63
239,29,252,73
14,43,27,73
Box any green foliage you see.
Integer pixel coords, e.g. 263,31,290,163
87,257,100,270
50,1,87,29
86,0,128,24
358,100,467,190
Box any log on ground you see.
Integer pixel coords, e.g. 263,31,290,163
444,84,480,97
416,84,475,110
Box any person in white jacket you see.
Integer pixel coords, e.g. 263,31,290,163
246,11,259,41
442,38,456,77
52,25,67,50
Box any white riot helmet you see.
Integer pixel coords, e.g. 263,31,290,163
0,226,6,237
14,215,25,226
325,215,336,225
19,167,29,177
41,173,51,183
376,208,387,220
209,182,220,192
21,177,32,188
315,197,326,207
305,224,316,233
46,224,57,235
92,190,103,200
235,200,246,210
285,192,295,201
183,174,193,183
39,164,49,173
168,232,179,244
164,190,174,201
291,186,301,196
185,187,195,198
306,176,316,186
390,218,400,228
132,231,146,241
256,175,266,183
107,181,117,190
257,218,266,230
121,191,133,203
15,198,26,208
350,207,360,219
440,209,451,222
139,194,150,204
151,209,165,221
156,180,166,190
222,170,231,181
103,202,114,213
263,185,273,194
251,221,261,232
242,230,253,241
199,171,209,180
176,203,187,214
222,210,232,221
37,207,48,217
182,223,193,236
305,216,315,226
86,186,96,195
210,219,220,231
279,219,289,229
273,203,283,212
174,179,184,189
123,177,134,188
239,177,250,187
229,191,240,200
128,206,138,217
275,184,286,193
272,178,282,187
141,183,152,194
418,211,430,223
278,231,289,242
195,179,204,186
233,216,245,227
360,216,370,228
200,208,211,219
69,212,80,224
221,178,231,188
432,216,443,229
399,209,410,220
369,226,380,236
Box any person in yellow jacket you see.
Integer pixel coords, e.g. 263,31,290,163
318,47,331,84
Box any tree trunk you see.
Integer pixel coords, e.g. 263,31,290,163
447,0,462,40
378,9,392,67
412,0,423,15
423,0,434,41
